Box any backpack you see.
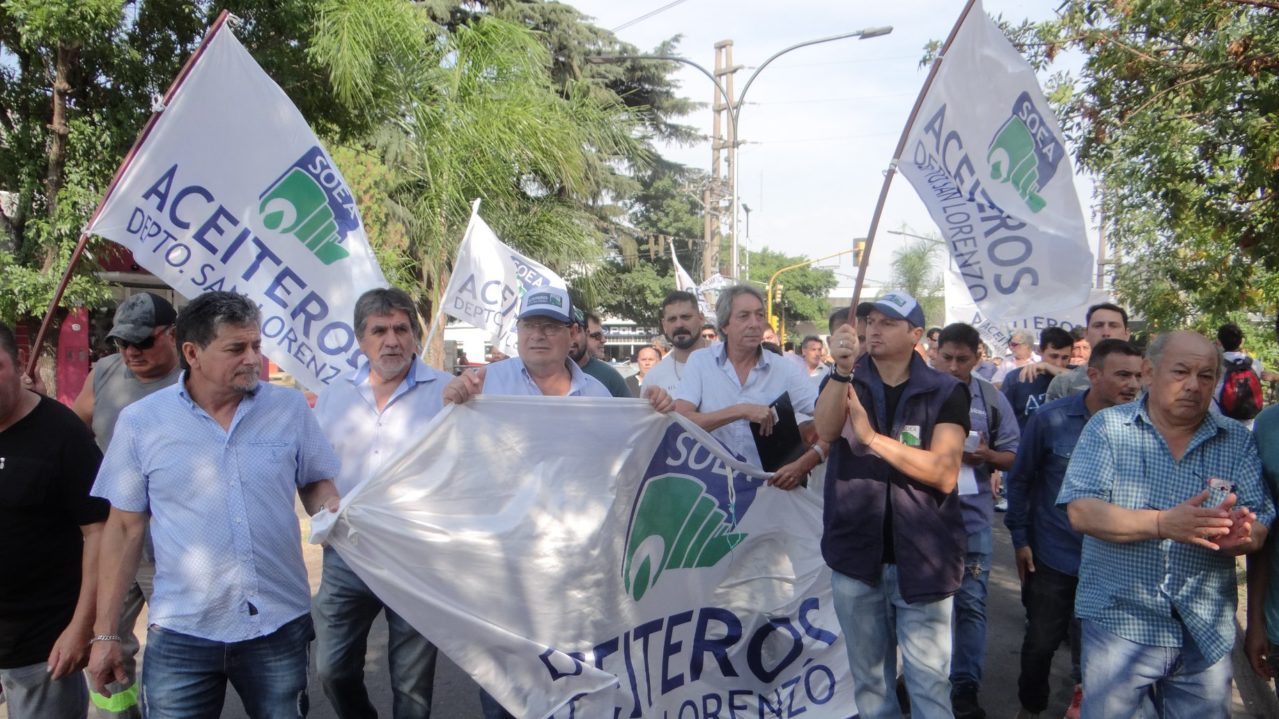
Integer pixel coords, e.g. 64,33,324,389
973,376,1001,439
1219,357,1263,420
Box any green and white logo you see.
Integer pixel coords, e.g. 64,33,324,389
257,147,360,265
986,91,1063,215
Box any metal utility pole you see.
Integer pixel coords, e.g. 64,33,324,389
702,41,738,281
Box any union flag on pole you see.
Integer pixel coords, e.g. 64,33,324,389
85,13,385,391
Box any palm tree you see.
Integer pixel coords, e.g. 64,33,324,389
889,237,944,328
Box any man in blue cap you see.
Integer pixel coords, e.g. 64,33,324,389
815,290,970,719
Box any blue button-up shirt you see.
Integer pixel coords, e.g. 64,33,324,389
482,357,611,398
92,377,340,642
674,344,817,468
1004,391,1090,575
1057,394,1274,662
314,357,452,496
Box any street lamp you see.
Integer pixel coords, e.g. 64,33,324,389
588,25,893,280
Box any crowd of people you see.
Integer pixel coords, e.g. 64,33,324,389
3,282,1279,719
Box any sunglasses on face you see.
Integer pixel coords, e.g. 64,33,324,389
588,331,605,341
115,331,162,351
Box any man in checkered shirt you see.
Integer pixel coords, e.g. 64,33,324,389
1059,330,1274,717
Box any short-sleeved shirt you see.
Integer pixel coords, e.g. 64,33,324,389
92,377,340,643
641,353,685,395
313,356,452,496
1000,370,1054,429
1252,406,1279,644
959,376,1020,546
482,357,611,398
674,344,818,467
1,396,107,668
1057,395,1275,663
91,353,182,451
992,356,1038,386
581,357,630,398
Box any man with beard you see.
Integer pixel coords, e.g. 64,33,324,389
643,290,708,395
312,287,453,718
88,291,341,716
572,310,629,398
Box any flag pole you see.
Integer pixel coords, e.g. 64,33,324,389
422,198,481,358
24,10,235,380
850,0,979,309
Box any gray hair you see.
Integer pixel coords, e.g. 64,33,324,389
355,287,419,339
1011,329,1035,347
1146,331,1224,380
715,285,766,330
175,292,261,369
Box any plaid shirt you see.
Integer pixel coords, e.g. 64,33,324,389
1057,394,1274,663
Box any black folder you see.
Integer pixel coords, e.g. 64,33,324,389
750,391,807,472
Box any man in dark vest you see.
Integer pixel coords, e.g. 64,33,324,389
72,292,181,717
815,291,970,719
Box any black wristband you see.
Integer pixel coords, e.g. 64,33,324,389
828,368,852,383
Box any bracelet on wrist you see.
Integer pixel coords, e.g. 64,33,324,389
828,367,852,383
810,442,827,462
90,634,122,645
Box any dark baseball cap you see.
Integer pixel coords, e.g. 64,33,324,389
107,292,177,343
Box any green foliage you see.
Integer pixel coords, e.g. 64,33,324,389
746,247,838,334
889,238,944,329
1025,1,1279,329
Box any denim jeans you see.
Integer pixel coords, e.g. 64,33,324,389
1017,561,1081,712
831,566,954,719
140,613,313,719
1080,620,1231,719
950,550,991,695
314,547,437,718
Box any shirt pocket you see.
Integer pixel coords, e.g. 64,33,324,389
0,457,53,508
239,441,297,486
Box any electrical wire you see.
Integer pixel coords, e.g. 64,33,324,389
611,0,692,33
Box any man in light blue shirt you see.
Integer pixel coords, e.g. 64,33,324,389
1059,331,1273,717
312,287,453,719
673,285,821,490
88,291,340,718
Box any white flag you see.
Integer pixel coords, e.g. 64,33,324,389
670,239,711,315
900,0,1093,321
943,259,1109,353
439,209,566,355
85,20,385,391
320,396,856,718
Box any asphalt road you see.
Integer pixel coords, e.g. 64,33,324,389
2,520,1258,718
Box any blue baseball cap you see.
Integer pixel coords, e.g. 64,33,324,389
870,291,926,328
517,286,572,324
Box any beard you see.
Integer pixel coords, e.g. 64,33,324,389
569,342,588,363
669,329,697,350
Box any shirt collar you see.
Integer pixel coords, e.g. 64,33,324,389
518,357,592,394
1129,391,1230,438
714,342,768,371
349,355,436,388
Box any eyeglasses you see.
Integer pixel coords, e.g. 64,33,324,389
115,329,165,351
701,332,717,340
588,331,605,341
518,320,569,336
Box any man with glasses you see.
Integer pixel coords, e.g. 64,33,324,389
442,286,672,719
700,324,718,343
572,310,629,398
72,292,181,717
992,329,1038,388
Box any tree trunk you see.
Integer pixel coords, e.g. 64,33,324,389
41,43,74,272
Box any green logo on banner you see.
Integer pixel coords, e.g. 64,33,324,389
258,147,359,265
986,91,1064,215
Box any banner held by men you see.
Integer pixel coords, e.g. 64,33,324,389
317,396,856,718
899,0,1093,322
84,19,385,392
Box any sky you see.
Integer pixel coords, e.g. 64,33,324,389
567,0,1097,296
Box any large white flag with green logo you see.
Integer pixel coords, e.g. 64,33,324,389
317,397,855,718
85,19,385,391
899,0,1092,320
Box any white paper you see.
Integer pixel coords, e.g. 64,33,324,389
958,464,980,496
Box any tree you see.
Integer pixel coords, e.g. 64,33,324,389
746,247,839,336
889,237,944,329
1023,1,1279,331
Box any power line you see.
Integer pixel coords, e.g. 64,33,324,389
611,0,691,33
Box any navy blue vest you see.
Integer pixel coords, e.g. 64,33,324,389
821,352,968,603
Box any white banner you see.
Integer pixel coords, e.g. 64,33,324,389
439,210,566,356
323,397,855,718
671,240,712,316
900,0,1093,321
943,260,1109,353
85,21,385,391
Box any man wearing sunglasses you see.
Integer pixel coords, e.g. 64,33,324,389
72,291,181,718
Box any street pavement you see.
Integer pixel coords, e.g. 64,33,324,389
2,513,1258,718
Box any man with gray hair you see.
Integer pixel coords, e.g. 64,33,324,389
992,329,1038,388
312,287,453,718
674,284,822,489
88,291,341,717
1059,330,1274,716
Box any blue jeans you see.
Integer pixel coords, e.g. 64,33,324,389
950,550,990,694
140,613,313,719
314,547,437,718
1018,561,1081,712
1080,620,1231,718
831,566,954,719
